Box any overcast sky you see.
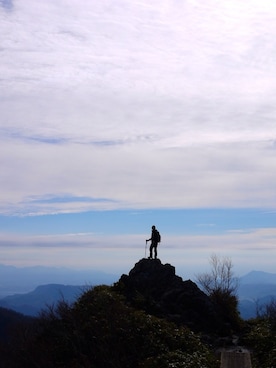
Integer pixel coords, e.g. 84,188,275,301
1,0,276,279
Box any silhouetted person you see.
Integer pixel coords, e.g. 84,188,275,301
146,225,160,259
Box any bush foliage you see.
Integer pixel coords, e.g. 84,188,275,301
243,299,276,368
1,285,220,368
1,281,276,367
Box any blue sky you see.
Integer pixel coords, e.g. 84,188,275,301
1,0,276,280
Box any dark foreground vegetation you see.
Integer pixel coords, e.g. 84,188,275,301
0,259,275,367
1,285,219,368
242,299,276,368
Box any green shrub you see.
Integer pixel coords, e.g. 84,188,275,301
243,318,276,368
6,285,219,368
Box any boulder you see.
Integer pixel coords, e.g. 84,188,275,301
116,258,221,333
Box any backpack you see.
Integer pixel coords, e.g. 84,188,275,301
155,230,161,243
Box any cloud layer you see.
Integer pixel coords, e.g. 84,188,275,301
0,227,275,276
1,0,276,215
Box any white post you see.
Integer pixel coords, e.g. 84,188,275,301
220,349,252,368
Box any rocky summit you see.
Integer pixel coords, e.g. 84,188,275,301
116,258,223,334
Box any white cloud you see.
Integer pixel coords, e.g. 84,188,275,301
1,137,276,215
1,0,276,215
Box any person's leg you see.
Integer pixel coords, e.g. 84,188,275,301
149,244,153,258
154,245,157,259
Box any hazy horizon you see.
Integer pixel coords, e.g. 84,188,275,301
1,260,276,299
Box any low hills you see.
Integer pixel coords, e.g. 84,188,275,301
0,259,224,367
0,259,275,367
0,284,84,316
1,261,276,321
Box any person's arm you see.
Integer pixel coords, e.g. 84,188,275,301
146,233,153,242
146,229,155,242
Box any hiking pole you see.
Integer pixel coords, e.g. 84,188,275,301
145,240,147,258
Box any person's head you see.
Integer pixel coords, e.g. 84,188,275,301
152,225,156,230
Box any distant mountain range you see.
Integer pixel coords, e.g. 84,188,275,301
238,270,276,319
0,263,119,297
0,265,275,319
239,270,276,284
0,284,85,316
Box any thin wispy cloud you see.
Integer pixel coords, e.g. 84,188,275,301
0,0,13,11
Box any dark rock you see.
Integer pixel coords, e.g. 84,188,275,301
115,258,222,333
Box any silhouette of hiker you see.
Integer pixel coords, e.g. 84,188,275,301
146,225,160,259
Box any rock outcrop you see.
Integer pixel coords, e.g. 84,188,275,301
116,258,222,333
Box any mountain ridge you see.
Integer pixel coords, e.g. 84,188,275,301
239,270,276,284
0,284,85,316
1,264,276,319
0,263,118,297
